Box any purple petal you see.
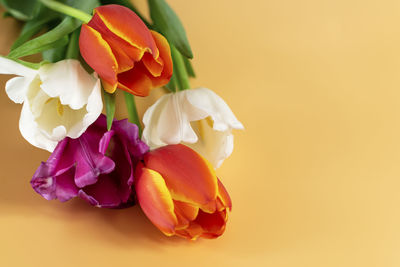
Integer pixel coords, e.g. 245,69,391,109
112,119,149,157
31,114,149,209
72,134,115,188
79,174,124,208
31,163,78,202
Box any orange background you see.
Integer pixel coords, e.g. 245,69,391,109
1,0,400,266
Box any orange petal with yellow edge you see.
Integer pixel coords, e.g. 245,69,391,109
142,52,163,77
149,30,173,87
217,178,232,211
117,62,153,96
135,165,178,236
144,144,218,211
175,222,204,240
88,12,141,70
93,5,157,54
174,200,199,221
79,24,118,93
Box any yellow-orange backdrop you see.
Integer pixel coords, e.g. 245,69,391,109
1,0,400,266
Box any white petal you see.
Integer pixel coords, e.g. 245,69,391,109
142,94,171,148
67,78,103,139
185,87,244,131
156,93,199,144
5,76,34,104
142,88,243,169
38,59,98,110
142,92,209,148
0,56,37,77
19,101,57,152
185,119,234,168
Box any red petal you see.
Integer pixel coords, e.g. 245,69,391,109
148,30,173,87
79,24,118,93
135,165,178,236
144,144,218,212
217,178,232,211
195,210,227,238
175,223,204,240
174,200,199,221
93,5,157,54
117,62,153,96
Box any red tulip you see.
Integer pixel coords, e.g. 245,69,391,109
79,5,173,96
135,144,232,240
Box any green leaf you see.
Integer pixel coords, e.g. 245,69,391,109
183,56,195,78
11,8,59,51
103,90,116,131
67,0,100,13
10,58,42,69
148,0,193,59
171,45,190,90
0,0,40,21
8,0,99,59
123,92,142,135
65,28,80,59
42,44,68,63
99,0,135,10
165,71,177,92
8,17,79,59
39,0,93,23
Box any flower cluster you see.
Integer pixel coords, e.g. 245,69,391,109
0,1,243,240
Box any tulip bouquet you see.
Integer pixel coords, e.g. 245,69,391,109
0,0,243,240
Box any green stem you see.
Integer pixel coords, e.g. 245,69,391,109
103,89,116,131
123,92,142,136
65,28,80,59
39,0,92,23
171,45,190,90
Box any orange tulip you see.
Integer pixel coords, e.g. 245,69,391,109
79,5,173,96
135,144,232,240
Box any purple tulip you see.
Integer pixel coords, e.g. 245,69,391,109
31,114,149,208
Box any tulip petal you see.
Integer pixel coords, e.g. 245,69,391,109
117,62,153,96
141,88,243,168
5,76,34,104
142,93,171,148
147,30,173,87
195,210,227,238
187,118,235,168
31,139,79,201
217,179,232,211
156,93,205,144
115,32,172,96
142,52,163,78
79,24,118,93
141,93,208,149
79,172,130,208
144,144,218,212
19,100,58,152
186,88,244,131
36,60,103,141
32,164,79,202
88,12,138,71
112,118,149,157
38,59,99,110
175,223,204,240
71,134,115,188
0,56,37,77
93,5,157,54
174,200,199,221
135,166,178,236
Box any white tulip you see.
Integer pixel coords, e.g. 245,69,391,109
0,58,102,152
142,87,244,168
